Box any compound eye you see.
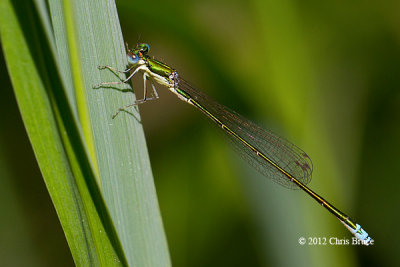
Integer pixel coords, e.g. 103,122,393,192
138,43,150,54
127,53,139,65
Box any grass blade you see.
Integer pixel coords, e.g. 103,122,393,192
1,0,171,265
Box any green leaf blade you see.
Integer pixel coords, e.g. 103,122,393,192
1,0,171,265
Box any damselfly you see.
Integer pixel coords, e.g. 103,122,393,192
94,43,373,245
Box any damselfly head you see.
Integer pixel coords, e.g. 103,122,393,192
127,52,139,66
136,43,150,54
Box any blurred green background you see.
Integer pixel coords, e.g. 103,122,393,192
1,0,399,266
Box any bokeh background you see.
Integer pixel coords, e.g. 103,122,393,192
1,0,399,266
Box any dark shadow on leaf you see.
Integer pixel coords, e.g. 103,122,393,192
112,108,141,123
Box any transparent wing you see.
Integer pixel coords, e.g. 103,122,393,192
178,79,313,189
